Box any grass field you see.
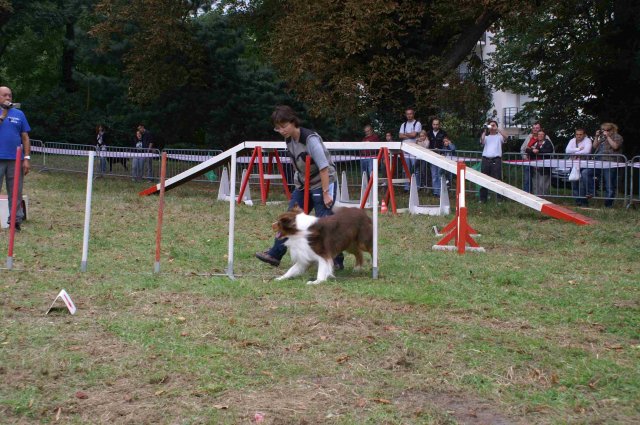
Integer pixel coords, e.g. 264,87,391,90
1,171,639,424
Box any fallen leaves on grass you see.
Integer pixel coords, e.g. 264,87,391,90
604,343,624,350
75,391,88,399
336,354,350,364
371,398,391,404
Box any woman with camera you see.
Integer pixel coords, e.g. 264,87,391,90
592,122,623,207
479,120,508,203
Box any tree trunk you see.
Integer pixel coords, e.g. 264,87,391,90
442,9,499,73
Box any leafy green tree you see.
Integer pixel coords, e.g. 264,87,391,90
222,0,523,122
488,0,640,155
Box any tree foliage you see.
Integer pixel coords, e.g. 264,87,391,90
488,0,640,154
224,0,521,124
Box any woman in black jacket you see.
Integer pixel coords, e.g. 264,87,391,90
525,130,554,195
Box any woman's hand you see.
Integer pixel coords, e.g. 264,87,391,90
323,191,333,208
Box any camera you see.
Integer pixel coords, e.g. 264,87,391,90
597,129,607,143
1,102,20,110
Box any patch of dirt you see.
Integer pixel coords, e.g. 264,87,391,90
395,389,522,425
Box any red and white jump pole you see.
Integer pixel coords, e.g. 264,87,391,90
6,146,21,270
154,152,168,273
80,151,95,271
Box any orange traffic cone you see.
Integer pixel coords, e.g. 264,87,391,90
381,199,388,214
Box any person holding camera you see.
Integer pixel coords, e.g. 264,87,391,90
592,122,623,207
479,120,508,203
0,86,31,231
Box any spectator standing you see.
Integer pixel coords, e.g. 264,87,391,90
95,125,108,176
520,123,541,193
398,108,421,191
361,125,379,180
441,136,457,185
525,130,554,195
0,86,31,231
426,118,448,196
415,130,429,188
137,124,154,180
565,128,593,206
592,122,623,207
479,120,507,203
132,129,144,181
255,105,343,269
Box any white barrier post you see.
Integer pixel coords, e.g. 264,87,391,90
226,153,237,279
372,159,379,279
81,152,95,272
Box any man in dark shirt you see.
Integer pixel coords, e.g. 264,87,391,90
426,118,447,197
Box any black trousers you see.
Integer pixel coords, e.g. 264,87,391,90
480,156,504,202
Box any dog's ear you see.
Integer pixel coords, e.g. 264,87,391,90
290,204,302,213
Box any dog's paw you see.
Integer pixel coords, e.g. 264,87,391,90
275,275,287,281
306,279,323,285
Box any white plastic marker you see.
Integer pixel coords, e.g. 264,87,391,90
46,289,77,315
81,151,95,272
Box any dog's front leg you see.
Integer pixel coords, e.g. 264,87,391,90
307,258,334,285
276,262,307,281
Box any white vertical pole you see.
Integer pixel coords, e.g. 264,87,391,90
81,152,95,272
226,153,237,279
372,158,379,279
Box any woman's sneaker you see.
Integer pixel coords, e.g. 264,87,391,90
255,251,280,267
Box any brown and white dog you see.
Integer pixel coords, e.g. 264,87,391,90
273,207,373,285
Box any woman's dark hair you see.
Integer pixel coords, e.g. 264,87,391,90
271,105,301,127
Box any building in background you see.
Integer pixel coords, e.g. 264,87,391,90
476,31,532,139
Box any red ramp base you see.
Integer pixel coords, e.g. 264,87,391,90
541,204,596,225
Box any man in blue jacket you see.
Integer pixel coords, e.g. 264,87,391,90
0,86,31,231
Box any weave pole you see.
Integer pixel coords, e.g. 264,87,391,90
227,152,237,279
81,151,95,272
154,152,168,273
6,146,22,270
372,158,379,279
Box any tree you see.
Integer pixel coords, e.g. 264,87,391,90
488,0,640,155
222,0,527,123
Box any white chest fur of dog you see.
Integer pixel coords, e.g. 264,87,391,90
276,213,333,285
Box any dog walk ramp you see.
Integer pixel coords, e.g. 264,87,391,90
401,143,595,225
140,142,247,196
139,140,594,226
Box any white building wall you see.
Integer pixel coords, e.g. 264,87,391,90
478,31,532,134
